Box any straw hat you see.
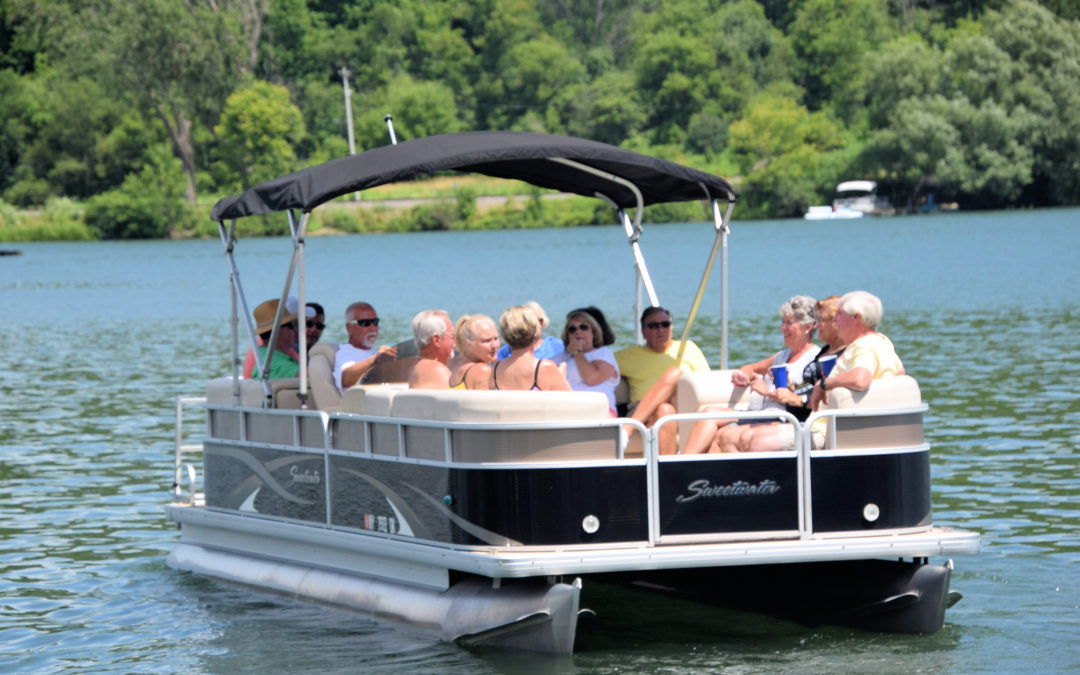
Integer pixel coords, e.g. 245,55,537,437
254,299,297,334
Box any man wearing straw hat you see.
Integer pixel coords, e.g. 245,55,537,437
251,298,301,380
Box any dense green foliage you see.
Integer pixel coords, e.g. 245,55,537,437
0,0,1077,238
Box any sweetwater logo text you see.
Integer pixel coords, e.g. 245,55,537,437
675,479,781,503
287,465,321,488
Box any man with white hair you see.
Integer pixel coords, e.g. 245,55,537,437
809,290,905,445
334,301,397,392
408,310,454,389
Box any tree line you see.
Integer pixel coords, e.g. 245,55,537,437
0,0,1077,239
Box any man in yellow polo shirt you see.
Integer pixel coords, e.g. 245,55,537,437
809,290,904,446
615,306,709,454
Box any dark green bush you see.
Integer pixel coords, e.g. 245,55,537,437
84,146,194,239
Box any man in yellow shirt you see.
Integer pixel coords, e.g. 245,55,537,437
809,290,904,446
615,306,709,454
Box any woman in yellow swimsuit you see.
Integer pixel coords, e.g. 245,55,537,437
448,314,500,390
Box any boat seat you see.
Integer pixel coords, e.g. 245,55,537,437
269,378,304,409
206,376,267,407
675,370,753,452
388,389,617,462
309,342,342,411
823,375,924,450
205,376,310,410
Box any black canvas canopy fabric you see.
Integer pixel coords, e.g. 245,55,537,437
211,131,736,221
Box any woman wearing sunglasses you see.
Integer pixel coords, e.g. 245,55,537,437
553,310,621,416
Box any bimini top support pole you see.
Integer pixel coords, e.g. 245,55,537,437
549,157,659,345
675,197,734,368
291,210,310,407
218,218,264,405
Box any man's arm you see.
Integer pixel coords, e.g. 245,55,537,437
341,345,398,389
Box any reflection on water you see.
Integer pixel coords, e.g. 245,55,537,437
0,210,1078,671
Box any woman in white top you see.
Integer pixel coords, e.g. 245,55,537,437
683,295,821,454
552,310,620,416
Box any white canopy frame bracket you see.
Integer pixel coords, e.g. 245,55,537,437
216,210,311,408
547,157,661,345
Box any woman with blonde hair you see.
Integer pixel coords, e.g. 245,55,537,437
447,314,499,390
489,305,571,391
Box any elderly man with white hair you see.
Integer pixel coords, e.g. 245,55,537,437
808,291,905,445
408,309,455,389
334,301,398,392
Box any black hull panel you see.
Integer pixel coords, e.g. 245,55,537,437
810,450,932,532
204,442,648,546
602,558,953,635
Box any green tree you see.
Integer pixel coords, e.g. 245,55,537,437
34,0,263,202
352,76,464,149
565,70,646,145
788,0,896,120
85,144,194,239
728,94,846,216
213,81,306,191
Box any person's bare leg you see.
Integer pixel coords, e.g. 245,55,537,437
714,424,742,453
747,423,789,453
629,367,682,427
651,402,678,454
683,406,731,455
735,425,757,452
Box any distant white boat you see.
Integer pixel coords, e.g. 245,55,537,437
833,180,894,215
803,205,864,220
804,180,894,219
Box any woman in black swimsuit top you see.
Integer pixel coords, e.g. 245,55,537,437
492,359,543,391
488,305,572,392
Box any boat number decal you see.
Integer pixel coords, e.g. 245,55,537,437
675,479,781,503
362,514,399,534
286,464,321,488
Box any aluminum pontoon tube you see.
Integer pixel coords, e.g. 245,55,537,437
167,543,581,654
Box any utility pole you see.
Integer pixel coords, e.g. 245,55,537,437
339,66,359,200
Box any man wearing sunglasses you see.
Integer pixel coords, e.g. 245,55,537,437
305,302,326,349
615,306,709,454
334,301,398,392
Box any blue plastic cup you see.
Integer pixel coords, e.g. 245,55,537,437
819,354,837,378
770,364,788,389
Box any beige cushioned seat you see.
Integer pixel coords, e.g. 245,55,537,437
206,376,268,407
822,374,923,450
391,389,615,462
308,342,341,411
675,370,752,452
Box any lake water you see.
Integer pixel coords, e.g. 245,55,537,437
1,208,1078,672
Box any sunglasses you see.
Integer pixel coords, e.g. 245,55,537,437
310,322,326,330
567,323,591,334
645,320,672,330
348,318,380,327
281,321,297,331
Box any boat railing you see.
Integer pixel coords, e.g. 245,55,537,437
190,395,933,547
173,395,207,503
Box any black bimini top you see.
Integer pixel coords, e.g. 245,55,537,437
211,131,736,221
